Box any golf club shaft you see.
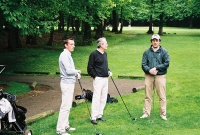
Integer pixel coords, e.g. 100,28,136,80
78,79,83,90
78,79,92,117
77,79,98,134
111,76,133,120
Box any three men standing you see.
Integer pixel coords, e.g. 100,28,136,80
56,34,169,134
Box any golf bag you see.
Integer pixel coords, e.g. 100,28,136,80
75,89,118,103
0,90,32,135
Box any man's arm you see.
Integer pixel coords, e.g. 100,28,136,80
87,53,96,78
155,51,170,72
142,51,151,74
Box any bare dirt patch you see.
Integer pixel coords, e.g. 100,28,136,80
0,75,144,118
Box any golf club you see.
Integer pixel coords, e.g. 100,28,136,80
78,79,103,135
110,76,137,121
150,76,156,123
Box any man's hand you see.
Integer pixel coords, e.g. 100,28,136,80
77,70,81,74
108,71,113,76
76,70,81,79
149,67,158,75
77,73,81,79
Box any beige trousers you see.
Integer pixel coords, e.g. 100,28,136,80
57,82,75,133
91,77,108,120
143,74,167,116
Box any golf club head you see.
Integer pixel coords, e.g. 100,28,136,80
132,118,137,121
96,133,102,135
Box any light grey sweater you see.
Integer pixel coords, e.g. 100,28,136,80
59,49,78,84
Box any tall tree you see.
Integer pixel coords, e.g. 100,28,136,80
68,0,113,43
174,0,200,28
147,0,154,34
0,0,27,50
0,0,60,49
111,0,134,33
157,0,164,35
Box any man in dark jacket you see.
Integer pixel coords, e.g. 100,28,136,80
87,37,112,124
140,34,170,120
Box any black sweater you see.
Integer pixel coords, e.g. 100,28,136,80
87,50,109,78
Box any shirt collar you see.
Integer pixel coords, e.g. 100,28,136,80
64,49,71,55
97,48,104,54
151,46,160,52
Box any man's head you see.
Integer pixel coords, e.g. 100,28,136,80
150,34,161,42
63,38,75,52
150,34,161,49
97,37,108,51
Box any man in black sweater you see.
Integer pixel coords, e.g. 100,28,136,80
87,37,112,124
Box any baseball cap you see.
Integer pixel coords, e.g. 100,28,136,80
151,34,161,41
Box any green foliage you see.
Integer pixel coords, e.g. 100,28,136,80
0,0,60,36
1,0,199,41
111,0,135,21
68,0,114,25
0,0,29,30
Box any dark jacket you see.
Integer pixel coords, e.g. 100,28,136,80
87,50,109,78
142,45,170,75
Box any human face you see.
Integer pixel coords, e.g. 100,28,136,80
100,39,108,51
65,39,75,52
151,39,160,49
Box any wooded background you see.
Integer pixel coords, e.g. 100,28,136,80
0,0,200,50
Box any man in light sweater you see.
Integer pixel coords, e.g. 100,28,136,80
56,38,81,135
87,37,112,125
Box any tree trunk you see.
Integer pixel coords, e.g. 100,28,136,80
112,9,119,33
189,16,193,29
0,14,4,33
8,28,21,51
74,20,80,33
71,16,75,34
94,20,104,39
26,36,32,44
32,36,37,45
147,15,154,34
26,35,37,45
158,13,164,35
58,11,64,31
47,27,54,46
158,0,164,35
147,0,154,34
66,15,71,32
82,21,92,45
119,7,123,33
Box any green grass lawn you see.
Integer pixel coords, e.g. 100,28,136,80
0,27,200,134
0,81,30,95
